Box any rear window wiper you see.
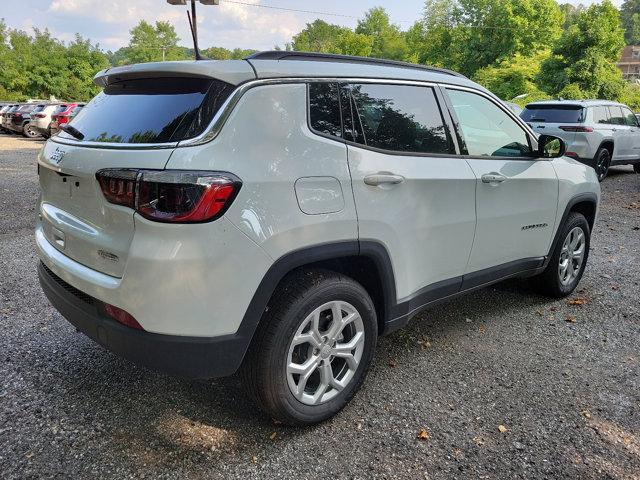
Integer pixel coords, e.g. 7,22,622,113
60,124,85,140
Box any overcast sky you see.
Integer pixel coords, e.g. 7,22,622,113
0,0,625,52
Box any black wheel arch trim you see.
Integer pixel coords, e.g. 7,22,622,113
543,192,598,269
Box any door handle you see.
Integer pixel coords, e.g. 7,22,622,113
364,173,405,186
481,173,507,184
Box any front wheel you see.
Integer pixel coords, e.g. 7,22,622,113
532,212,590,298
594,147,611,182
241,270,377,425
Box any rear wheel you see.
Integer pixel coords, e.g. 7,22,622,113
594,147,611,182
633,163,640,174
23,122,39,139
532,212,590,298
241,270,377,425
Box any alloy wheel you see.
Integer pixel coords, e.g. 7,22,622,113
24,124,38,138
558,226,586,286
286,300,365,406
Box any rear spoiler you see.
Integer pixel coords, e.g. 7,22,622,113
93,60,256,88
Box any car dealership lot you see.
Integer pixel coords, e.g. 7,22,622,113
0,134,638,479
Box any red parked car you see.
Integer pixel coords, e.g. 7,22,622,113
49,103,85,136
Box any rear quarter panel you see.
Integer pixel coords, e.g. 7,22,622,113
166,83,358,260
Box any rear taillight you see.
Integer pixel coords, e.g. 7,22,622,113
14,113,22,118
105,304,143,330
96,169,241,223
58,115,70,124
559,126,593,132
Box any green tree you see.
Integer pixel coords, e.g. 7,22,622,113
474,51,551,101
559,3,585,31
64,35,110,100
355,7,409,60
621,0,640,44
121,20,189,64
538,0,625,99
292,19,350,53
291,19,372,57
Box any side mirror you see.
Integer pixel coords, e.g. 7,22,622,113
538,134,566,158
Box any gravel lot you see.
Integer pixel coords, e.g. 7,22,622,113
1,133,639,479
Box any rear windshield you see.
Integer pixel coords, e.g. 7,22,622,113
58,77,234,144
520,105,584,123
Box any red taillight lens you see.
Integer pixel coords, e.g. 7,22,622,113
14,113,22,118
96,169,138,208
58,115,70,124
105,304,143,330
96,169,241,223
559,126,593,132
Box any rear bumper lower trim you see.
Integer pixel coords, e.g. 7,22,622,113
38,261,249,379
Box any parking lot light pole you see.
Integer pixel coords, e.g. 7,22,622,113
165,0,220,60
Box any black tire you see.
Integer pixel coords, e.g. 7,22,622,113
633,163,640,174
240,269,377,426
22,122,39,139
593,147,611,182
532,212,590,298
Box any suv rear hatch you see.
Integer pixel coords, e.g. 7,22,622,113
520,104,586,143
38,72,244,277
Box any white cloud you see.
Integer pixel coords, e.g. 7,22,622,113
45,0,306,50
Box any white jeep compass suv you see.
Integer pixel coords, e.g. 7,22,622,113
36,52,600,425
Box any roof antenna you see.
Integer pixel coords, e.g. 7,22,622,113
167,0,220,61
187,0,203,60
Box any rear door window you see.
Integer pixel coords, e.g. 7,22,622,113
592,106,610,124
608,106,625,125
520,105,584,123
348,83,454,154
58,77,234,144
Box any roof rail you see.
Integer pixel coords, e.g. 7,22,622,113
245,51,466,79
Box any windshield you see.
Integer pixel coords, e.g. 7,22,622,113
520,105,584,123
58,77,234,144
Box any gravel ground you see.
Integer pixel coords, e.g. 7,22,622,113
1,133,639,479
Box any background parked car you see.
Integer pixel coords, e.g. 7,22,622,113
30,104,60,138
0,104,17,132
49,103,84,136
8,103,41,138
1,104,20,132
521,100,640,180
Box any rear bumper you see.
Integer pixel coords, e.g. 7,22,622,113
38,261,249,379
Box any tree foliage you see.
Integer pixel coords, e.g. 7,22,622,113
0,21,108,101
0,0,634,107
121,20,190,64
621,0,640,44
538,0,625,99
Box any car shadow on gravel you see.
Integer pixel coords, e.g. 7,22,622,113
39,276,557,469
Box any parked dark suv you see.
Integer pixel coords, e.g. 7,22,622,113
7,103,41,138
